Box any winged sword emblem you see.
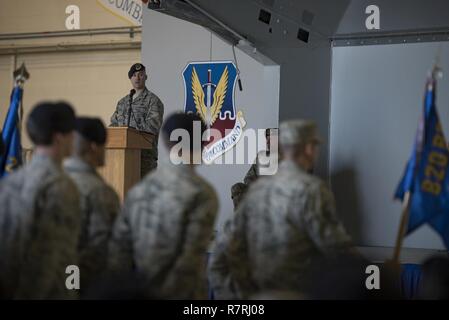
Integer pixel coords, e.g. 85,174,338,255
191,66,228,127
183,61,245,164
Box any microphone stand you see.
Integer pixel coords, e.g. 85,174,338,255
126,90,136,127
124,89,153,145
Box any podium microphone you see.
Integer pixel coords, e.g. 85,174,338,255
127,89,136,127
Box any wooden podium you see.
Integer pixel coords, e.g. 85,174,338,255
98,127,154,202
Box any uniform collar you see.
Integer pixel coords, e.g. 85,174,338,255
278,159,308,175
160,161,197,178
64,157,97,175
29,153,61,173
133,88,144,100
132,87,150,103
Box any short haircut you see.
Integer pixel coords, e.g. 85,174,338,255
26,101,76,146
162,112,206,152
75,117,107,145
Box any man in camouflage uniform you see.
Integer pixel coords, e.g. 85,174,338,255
110,63,164,177
209,119,354,299
64,117,120,293
0,102,80,299
231,128,277,209
109,113,218,299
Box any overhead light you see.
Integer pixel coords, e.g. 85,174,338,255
147,0,162,10
297,28,310,43
258,9,272,25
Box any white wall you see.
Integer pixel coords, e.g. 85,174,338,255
142,9,280,229
264,44,332,177
330,42,449,250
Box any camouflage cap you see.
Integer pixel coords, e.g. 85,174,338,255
279,119,321,147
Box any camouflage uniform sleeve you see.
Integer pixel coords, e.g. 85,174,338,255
226,205,257,299
108,198,134,274
230,159,258,209
227,157,261,279
230,182,248,210
143,96,164,135
208,219,238,300
163,188,218,299
110,100,124,127
301,182,353,254
243,161,259,185
81,186,120,282
15,178,81,299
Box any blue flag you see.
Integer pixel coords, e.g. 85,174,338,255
0,86,23,178
395,76,449,248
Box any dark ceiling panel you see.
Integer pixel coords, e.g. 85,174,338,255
147,0,449,52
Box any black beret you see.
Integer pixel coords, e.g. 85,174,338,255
75,117,107,145
27,102,76,134
128,63,146,79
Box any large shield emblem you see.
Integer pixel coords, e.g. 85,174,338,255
183,61,246,164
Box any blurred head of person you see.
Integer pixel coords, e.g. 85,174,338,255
72,117,107,167
26,101,76,163
128,63,147,91
279,119,321,173
162,112,207,166
418,256,449,300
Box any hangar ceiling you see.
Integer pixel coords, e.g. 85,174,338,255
149,0,449,52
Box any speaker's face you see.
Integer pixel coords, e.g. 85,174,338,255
130,70,147,90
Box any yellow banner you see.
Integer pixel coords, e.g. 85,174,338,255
96,0,145,26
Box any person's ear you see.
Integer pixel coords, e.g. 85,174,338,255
53,132,63,145
304,143,314,158
52,133,59,146
91,142,103,155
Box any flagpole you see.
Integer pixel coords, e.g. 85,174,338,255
392,191,411,264
392,60,442,264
